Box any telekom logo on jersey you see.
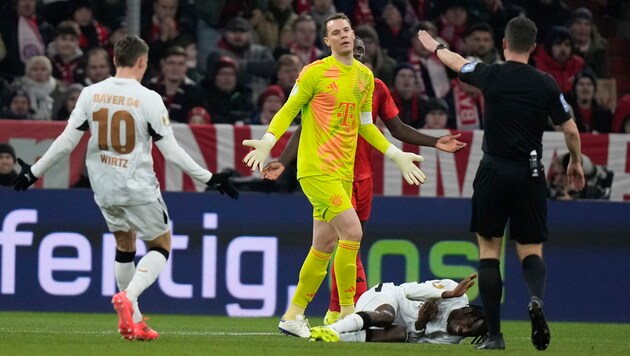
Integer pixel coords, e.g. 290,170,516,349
0,209,279,317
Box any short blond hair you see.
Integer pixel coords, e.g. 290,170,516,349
25,55,53,74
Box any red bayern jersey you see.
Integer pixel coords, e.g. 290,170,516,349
354,78,400,181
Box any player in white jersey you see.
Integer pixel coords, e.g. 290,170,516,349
13,35,239,341
309,274,487,344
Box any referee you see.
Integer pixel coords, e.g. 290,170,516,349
418,17,585,350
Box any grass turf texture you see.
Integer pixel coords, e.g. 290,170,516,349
0,312,628,355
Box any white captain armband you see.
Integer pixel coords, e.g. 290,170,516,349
360,111,372,125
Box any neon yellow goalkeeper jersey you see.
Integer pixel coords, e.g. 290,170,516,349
267,55,374,181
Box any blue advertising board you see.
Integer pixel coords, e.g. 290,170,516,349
0,189,628,322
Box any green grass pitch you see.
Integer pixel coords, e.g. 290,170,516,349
0,312,629,355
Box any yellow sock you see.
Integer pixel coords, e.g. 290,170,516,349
335,240,360,312
285,247,332,320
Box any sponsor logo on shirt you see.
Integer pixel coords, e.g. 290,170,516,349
290,84,299,96
327,81,339,94
432,281,445,289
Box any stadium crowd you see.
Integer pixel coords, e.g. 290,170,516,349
1,0,629,131
0,0,627,196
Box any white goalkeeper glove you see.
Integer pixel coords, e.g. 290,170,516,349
385,145,426,185
242,133,277,173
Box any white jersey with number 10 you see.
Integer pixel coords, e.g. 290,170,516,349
70,77,173,206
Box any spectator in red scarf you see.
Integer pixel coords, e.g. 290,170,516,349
612,94,630,133
48,21,85,87
534,26,584,94
0,0,54,80
437,0,470,55
71,0,110,53
390,62,426,128
406,22,452,99
375,0,411,61
287,14,324,65
565,70,611,133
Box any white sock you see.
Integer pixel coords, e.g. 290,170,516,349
339,330,367,342
125,251,167,303
115,261,143,323
328,314,364,334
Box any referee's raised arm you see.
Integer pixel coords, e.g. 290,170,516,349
417,30,470,73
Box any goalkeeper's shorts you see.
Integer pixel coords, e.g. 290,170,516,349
300,175,353,222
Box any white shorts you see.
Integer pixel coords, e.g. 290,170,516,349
356,283,398,312
98,197,170,240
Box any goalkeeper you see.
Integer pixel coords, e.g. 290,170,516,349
242,13,426,338
309,274,487,344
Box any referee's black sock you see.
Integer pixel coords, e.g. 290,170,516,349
479,258,502,336
522,254,546,300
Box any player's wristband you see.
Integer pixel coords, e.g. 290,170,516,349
434,43,446,53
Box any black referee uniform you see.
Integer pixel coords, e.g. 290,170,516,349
459,61,572,243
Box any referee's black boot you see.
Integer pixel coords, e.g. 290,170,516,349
475,333,505,350
529,296,550,350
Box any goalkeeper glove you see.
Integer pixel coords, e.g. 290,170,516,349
206,171,239,199
242,133,277,173
385,145,426,185
13,158,38,191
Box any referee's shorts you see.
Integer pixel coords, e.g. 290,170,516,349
470,153,549,244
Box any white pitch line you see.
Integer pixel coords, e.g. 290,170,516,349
0,329,280,336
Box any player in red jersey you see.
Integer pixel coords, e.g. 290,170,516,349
262,37,466,325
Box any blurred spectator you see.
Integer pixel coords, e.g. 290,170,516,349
170,34,202,83
334,0,385,27
464,22,502,64
520,0,571,44
273,54,302,99
445,77,483,130
534,26,584,94
105,26,127,59
255,0,298,51
0,0,54,80
82,47,112,86
548,153,614,200
142,0,193,69
208,17,275,99
437,0,470,55
201,56,254,124
0,142,18,187
11,55,62,120
195,0,263,73
309,0,337,45
568,7,609,78
249,84,286,125
71,0,110,53
53,83,83,121
147,46,205,124
390,62,426,128
287,14,324,65
565,70,612,133
48,21,85,87
612,94,630,133
375,0,411,61
40,0,73,27
422,98,450,129
406,22,451,99
355,25,397,87
92,0,127,31
187,106,211,125
0,34,6,63
1,89,34,120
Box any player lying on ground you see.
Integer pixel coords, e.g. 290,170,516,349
310,274,486,344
